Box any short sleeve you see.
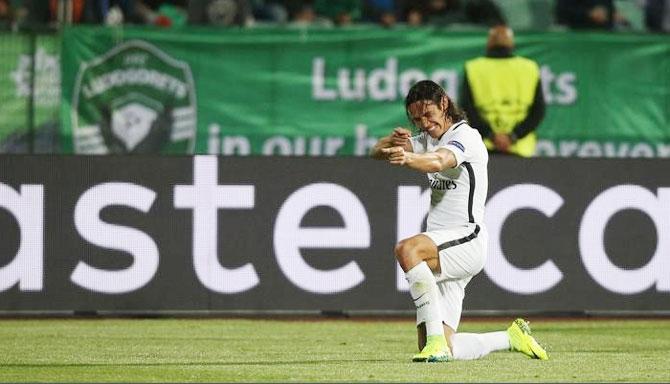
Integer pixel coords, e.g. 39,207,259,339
445,140,466,166
438,130,475,166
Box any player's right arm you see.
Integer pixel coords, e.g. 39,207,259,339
370,127,413,159
382,147,457,173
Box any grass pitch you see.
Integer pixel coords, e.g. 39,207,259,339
1,318,669,382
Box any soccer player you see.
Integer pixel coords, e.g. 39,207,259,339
370,80,548,363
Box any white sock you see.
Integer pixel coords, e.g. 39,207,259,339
406,262,443,337
450,332,510,360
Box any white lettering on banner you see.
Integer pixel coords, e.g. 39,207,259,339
71,183,158,294
484,184,564,294
540,66,577,105
174,156,258,293
579,186,670,294
207,123,221,154
535,140,667,158
399,69,427,98
323,137,346,156
262,136,293,155
354,124,378,156
430,70,458,100
312,57,337,100
255,135,345,156
10,47,60,107
81,68,187,99
338,66,366,100
312,58,575,105
204,132,668,160
395,186,430,291
206,131,351,156
222,136,252,156
555,72,576,104
368,57,397,101
3,156,670,299
312,57,459,101
656,143,670,157
0,184,43,291
273,183,369,293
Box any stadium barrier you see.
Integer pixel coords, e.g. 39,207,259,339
0,155,668,315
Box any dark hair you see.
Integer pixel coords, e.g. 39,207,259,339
404,80,466,125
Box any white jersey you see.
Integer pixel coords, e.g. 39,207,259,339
409,120,488,231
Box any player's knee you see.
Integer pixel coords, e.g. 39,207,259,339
394,240,409,260
395,239,419,270
393,240,405,262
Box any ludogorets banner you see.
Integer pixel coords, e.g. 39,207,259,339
59,27,669,156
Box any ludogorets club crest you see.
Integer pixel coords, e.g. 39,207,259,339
72,40,196,154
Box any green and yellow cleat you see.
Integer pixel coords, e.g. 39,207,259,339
507,318,549,360
412,335,452,363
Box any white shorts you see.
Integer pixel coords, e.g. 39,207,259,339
418,224,487,331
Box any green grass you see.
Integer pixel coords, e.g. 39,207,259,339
1,318,669,382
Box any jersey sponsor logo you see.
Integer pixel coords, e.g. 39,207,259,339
71,40,197,154
429,178,457,190
447,140,465,152
428,173,457,191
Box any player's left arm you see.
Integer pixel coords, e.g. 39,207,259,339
380,147,457,172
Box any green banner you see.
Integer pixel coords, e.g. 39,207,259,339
0,33,60,153
58,26,669,156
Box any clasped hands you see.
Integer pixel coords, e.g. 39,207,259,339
492,133,512,152
381,127,412,165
